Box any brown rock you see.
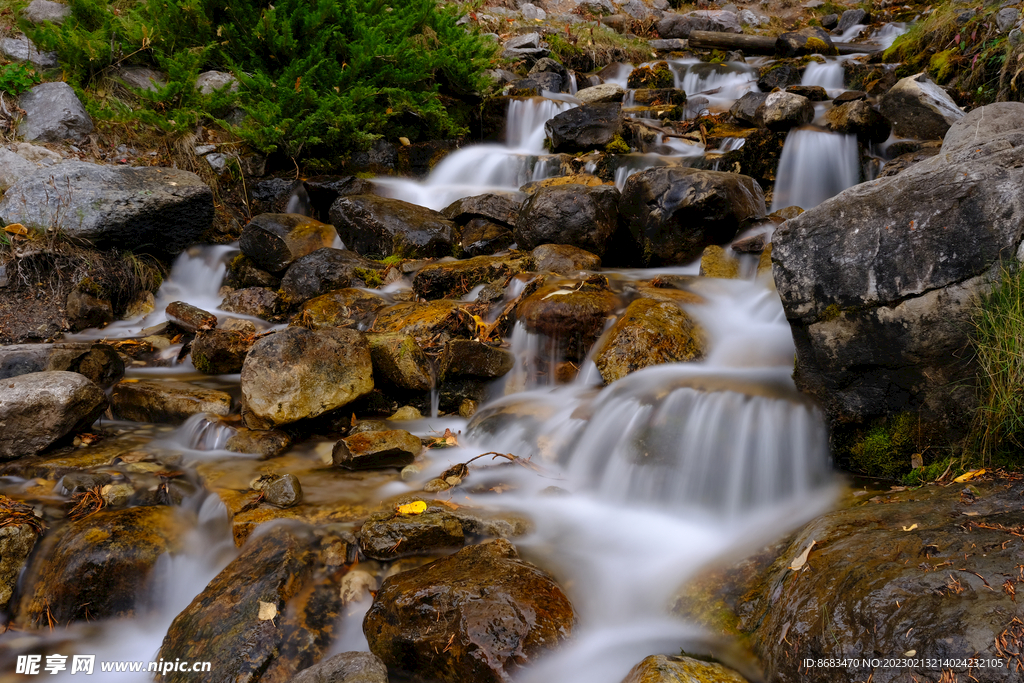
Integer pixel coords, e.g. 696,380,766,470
111,379,231,423
333,429,422,470
239,213,339,273
594,298,705,383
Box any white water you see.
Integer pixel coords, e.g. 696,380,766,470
771,129,860,211
801,59,845,91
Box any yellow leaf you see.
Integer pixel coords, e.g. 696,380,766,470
789,539,816,571
397,500,427,515
902,523,918,532
258,600,277,621
3,223,28,235
953,468,985,483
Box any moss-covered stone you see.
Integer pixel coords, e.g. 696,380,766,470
627,61,674,89
412,252,535,300
698,245,740,279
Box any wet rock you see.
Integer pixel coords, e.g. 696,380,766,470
521,173,607,194
292,288,387,330
510,72,562,97
833,90,867,104
439,340,514,380
632,88,686,106
223,254,281,290
785,84,828,102
531,243,601,274
0,161,212,257
299,175,378,218
413,252,534,300
735,480,1024,683
241,327,373,428
0,35,56,68
111,379,231,424
545,103,623,154
442,192,522,227
226,428,292,458
699,244,740,278
366,333,434,392
620,167,766,266
0,371,107,460
627,62,674,90
575,83,626,104
371,301,475,344
758,91,813,131
239,213,339,273
516,184,621,257
517,279,620,361
291,652,389,683
59,470,112,495
730,91,767,127
879,72,964,140
459,218,515,256
836,7,868,33
280,248,383,304
656,10,740,38
329,194,455,259
364,539,574,683
220,287,288,321
819,13,838,30
17,506,183,628
594,298,705,384
0,342,123,389
623,654,750,683
825,99,891,143
166,301,217,333
333,429,422,470
24,0,72,24
65,287,114,331
772,102,1024,433
159,524,343,683
757,62,801,91
775,27,838,57
191,329,254,375
359,504,465,560
263,473,303,507
0,499,40,612
531,57,570,90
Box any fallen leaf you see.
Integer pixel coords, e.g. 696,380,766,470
904,649,916,657
3,223,27,235
396,500,427,515
258,600,277,621
789,540,816,571
954,468,985,483
902,523,918,532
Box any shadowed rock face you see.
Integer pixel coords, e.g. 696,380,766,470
364,539,575,683
772,102,1024,434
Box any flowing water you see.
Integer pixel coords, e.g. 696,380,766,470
0,35,927,680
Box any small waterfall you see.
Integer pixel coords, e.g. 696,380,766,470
375,97,574,210
671,60,757,111
771,129,859,211
169,414,238,451
801,59,845,91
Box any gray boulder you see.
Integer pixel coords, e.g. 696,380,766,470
515,184,620,257
501,32,548,60
835,8,867,33
879,73,964,139
772,102,1024,434
0,35,57,67
17,82,92,142
194,71,237,94
116,67,167,92
23,0,72,24
280,248,383,303
0,161,213,257
997,7,1019,32
758,91,813,131
545,103,623,153
574,83,626,104
241,327,374,428
575,0,616,14
0,371,107,460
0,148,38,190
729,91,767,126
656,10,740,39
289,652,389,683
620,167,766,265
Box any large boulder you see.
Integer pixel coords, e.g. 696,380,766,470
0,161,213,256
515,184,621,257
545,103,623,154
279,248,383,303
593,298,705,384
329,194,455,258
241,327,374,428
16,507,184,628
516,277,620,361
620,167,766,266
23,0,72,24
656,10,740,39
772,102,1024,433
0,35,56,67
363,539,575,683
879,73,965,140
0,342,123,389
16,83,91,141
238,213,339,273
0,371,106,460
758,91,814,131
825,100,891,143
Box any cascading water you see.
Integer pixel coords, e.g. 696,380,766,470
801,59,845,91
771,129,860,210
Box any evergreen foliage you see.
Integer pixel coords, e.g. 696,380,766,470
28,0,497,159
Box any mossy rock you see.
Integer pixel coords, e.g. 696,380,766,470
627,61,674,89
593,298,706,383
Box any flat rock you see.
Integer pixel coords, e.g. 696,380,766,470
292,288,387,330
439,340,514,380
332,429,422,470
371,301,475,344
531,243,601,274
412,252,534,300
622,654,750,683
0,342,123,389
0,160,213,257
359,504,465,560
0,371,106,460
111,379,231,423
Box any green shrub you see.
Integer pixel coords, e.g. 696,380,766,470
28,0,497,160
849,412,918,479
0,62,40,95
